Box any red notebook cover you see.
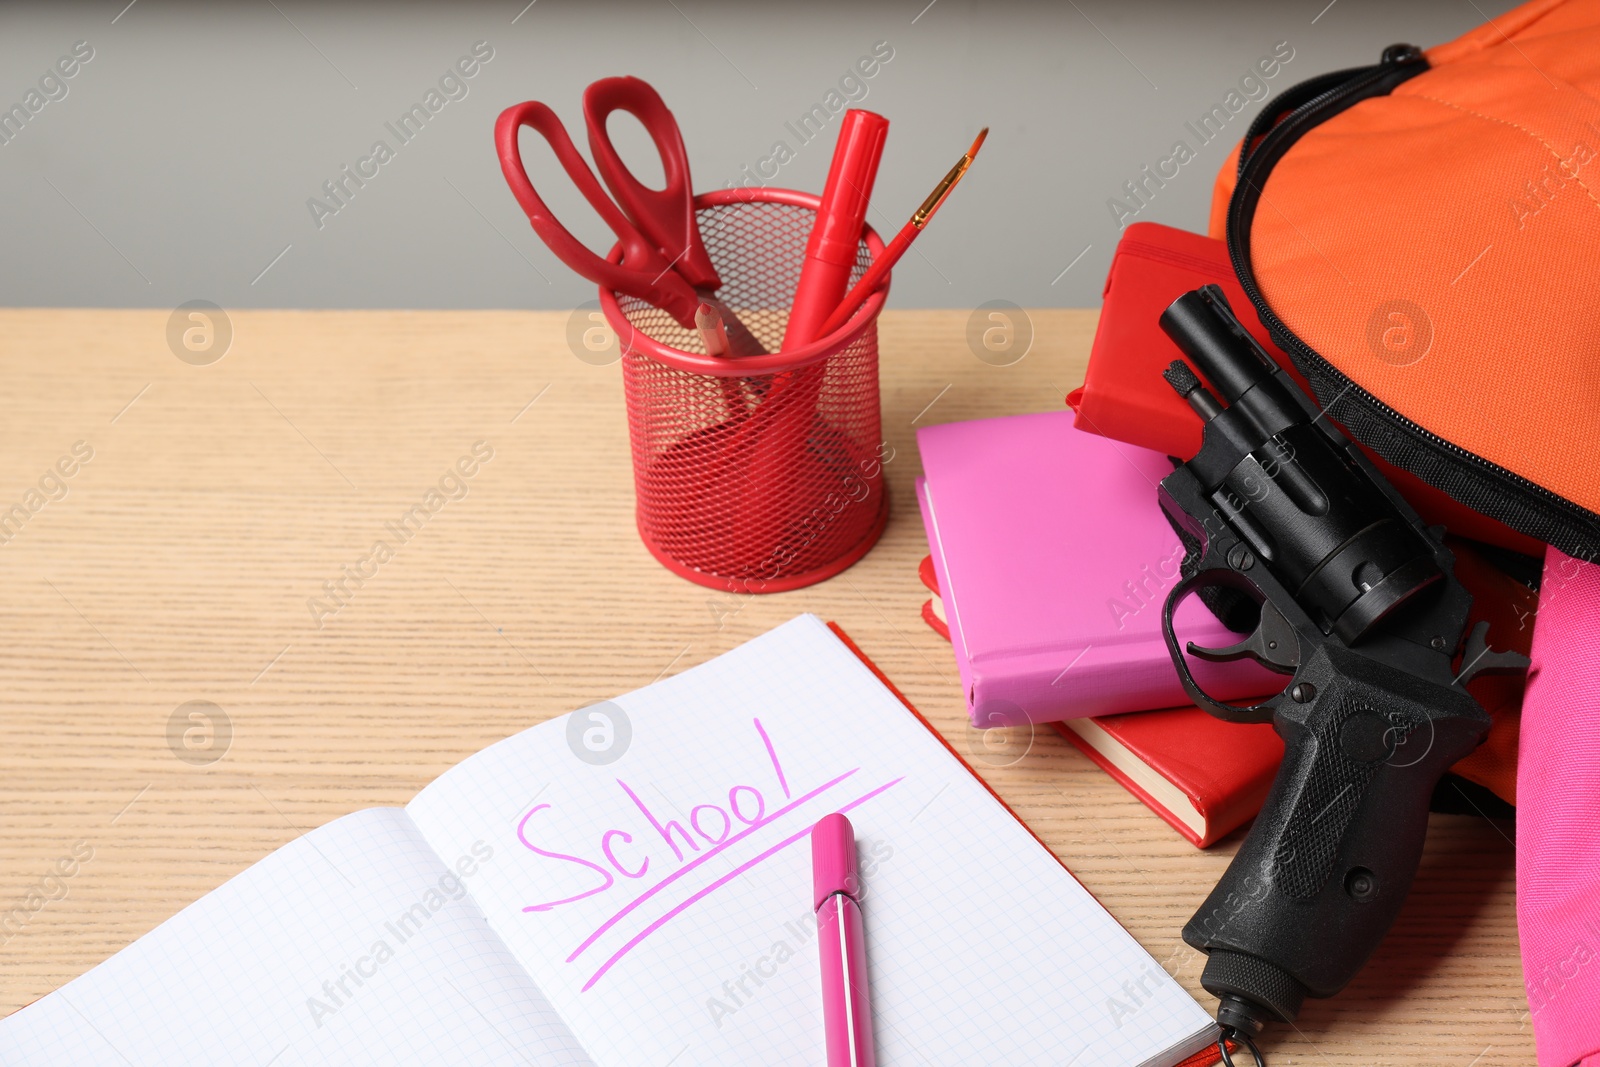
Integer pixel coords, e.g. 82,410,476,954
1070,221,1542,555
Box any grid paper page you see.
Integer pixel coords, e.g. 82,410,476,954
0,807,594,1067
406,614,1216,1067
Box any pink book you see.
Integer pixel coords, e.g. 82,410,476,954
916,410,1275,727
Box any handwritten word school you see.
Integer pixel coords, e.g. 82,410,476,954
515,718,900,991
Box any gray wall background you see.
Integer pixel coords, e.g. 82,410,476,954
0,0,1517,310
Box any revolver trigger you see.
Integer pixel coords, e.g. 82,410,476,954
1186,599,1300,674
1454,619,1530,687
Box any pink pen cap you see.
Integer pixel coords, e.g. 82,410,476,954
812,812,876,1067
812,812,863,909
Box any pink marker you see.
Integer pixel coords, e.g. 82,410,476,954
812,813,876,1067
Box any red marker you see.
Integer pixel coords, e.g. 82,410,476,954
782,110,890,351
817,127,988,339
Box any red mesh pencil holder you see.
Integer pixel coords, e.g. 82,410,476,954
600,187,890,594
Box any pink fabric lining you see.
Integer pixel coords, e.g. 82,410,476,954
1518,548,1600,1066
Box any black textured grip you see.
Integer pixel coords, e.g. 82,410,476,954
1272,692,1411,900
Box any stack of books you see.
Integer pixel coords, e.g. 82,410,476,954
914,408,1281,847
913,223,1531,846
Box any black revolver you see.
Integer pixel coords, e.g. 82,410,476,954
1153,286,1523,1045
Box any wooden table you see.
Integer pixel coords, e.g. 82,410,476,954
0,308,1530,1063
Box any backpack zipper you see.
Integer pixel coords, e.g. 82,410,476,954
1225,44,1600,560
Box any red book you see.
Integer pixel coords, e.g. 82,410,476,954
917,553,1282,847
1068,221,1285,459
1053,711,1283,849
918,554,950,639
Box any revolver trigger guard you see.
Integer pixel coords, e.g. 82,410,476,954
1186,599,1300,675
1162,571,1280,726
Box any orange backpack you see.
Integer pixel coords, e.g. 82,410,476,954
1210,0,1600,561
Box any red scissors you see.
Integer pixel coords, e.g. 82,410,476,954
496,77,756,346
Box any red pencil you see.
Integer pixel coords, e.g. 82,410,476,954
695,301,732,358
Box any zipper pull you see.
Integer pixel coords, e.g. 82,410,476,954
1382,43,1423,65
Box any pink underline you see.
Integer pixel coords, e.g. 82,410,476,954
563,767,859,963
579,776,904,993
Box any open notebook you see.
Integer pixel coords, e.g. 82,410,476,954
0,616,1216,1066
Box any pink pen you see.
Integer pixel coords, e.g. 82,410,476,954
812,813,876,1067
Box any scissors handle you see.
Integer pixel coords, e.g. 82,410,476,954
495,100,701,327
583,76,721,292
